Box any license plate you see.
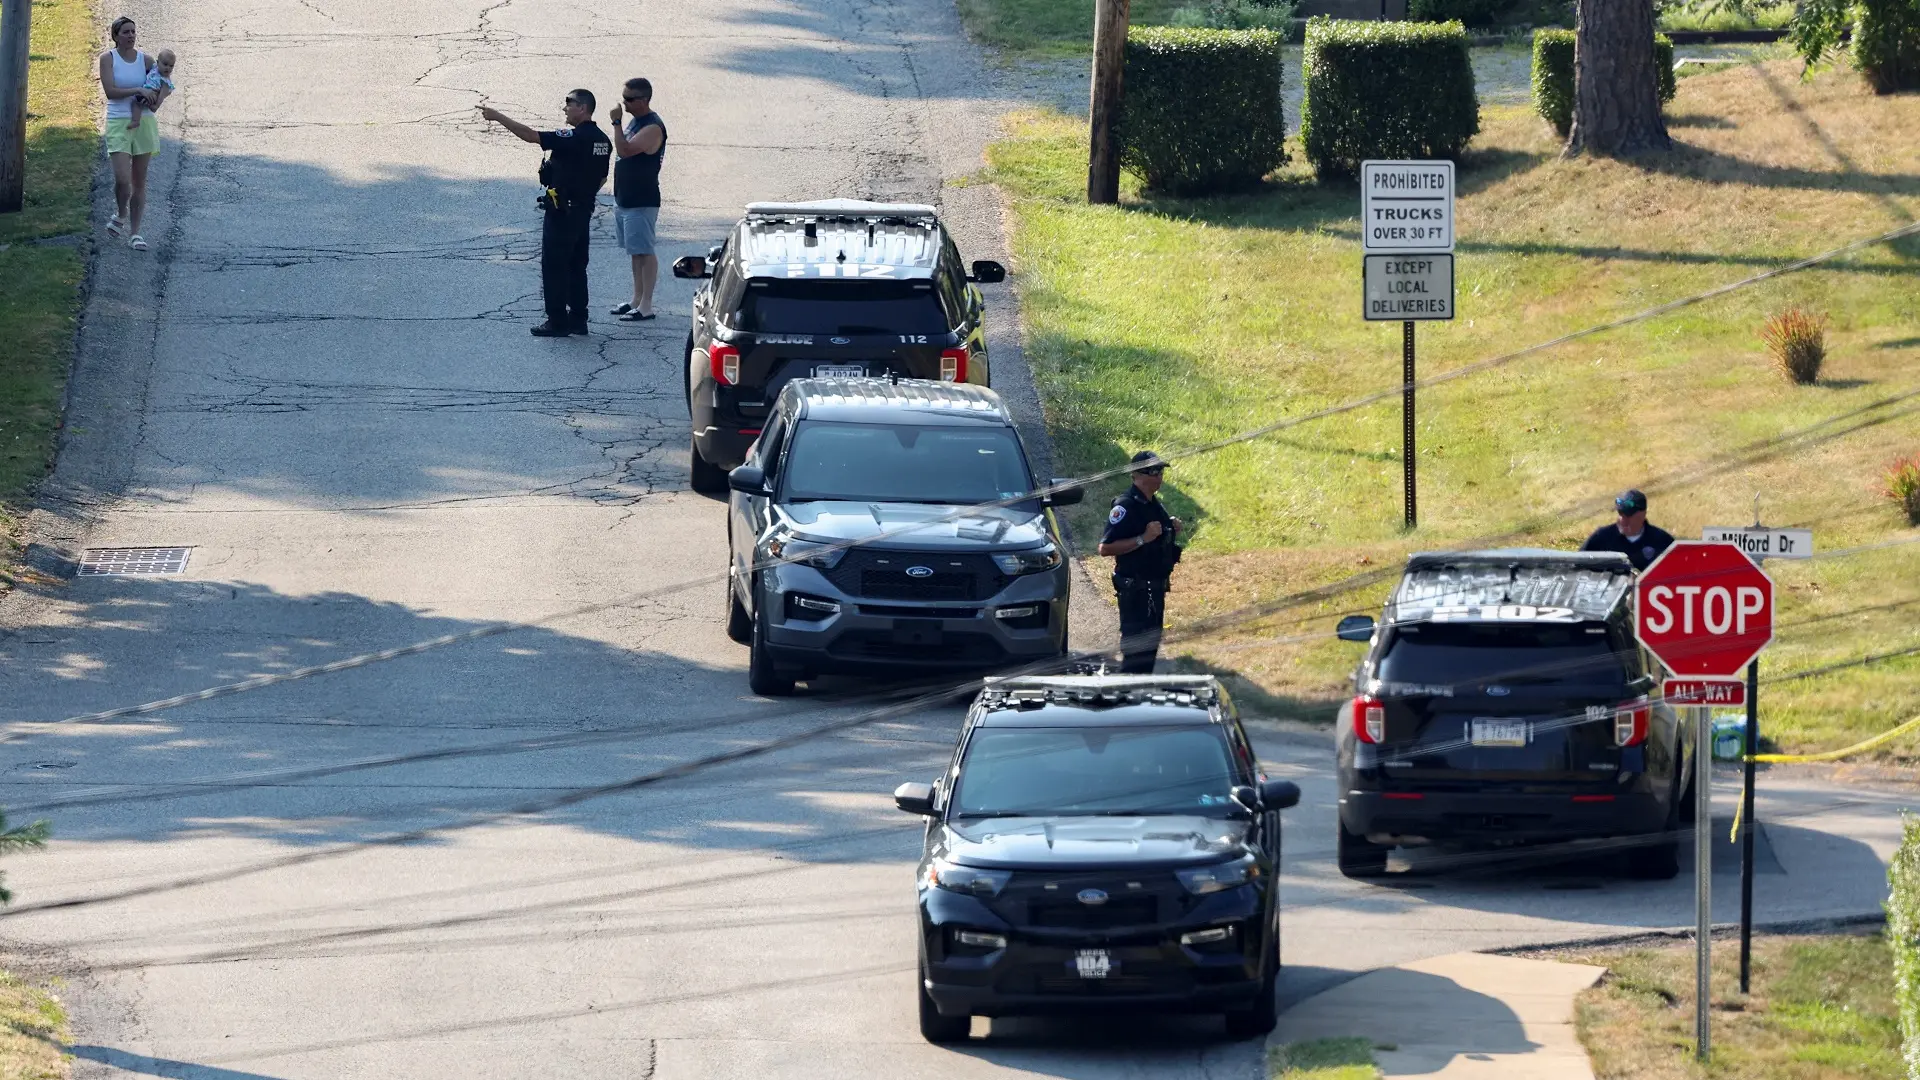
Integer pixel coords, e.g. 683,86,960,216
1470,719,1529,747
1074,949,1112,980
813,363,867,378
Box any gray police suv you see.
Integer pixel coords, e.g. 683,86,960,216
673,200,1005,493
724,378,1079,696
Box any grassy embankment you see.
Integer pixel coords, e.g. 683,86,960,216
1574,933,1900,1078
981,62,1920,755
0,966,69,1078
1268,1036,1381,1079
0,0,96,585
955,0,1193,54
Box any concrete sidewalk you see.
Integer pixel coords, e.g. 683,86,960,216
1270,952,1606,1078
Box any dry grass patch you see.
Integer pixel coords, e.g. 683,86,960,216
0,967,68,1080
991,60,1920,753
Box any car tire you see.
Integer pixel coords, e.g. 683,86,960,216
917,965,970,1044
689,435,728,495
1677,757,1698,825
725,573,752,645
1337,817,1390,878
1223,949,1278,1039
1627,788,1683,880
748,602,796,697
683,334,696,414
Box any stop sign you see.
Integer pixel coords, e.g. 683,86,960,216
1635,542,1774,677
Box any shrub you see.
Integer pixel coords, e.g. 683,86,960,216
1793,0,1920,93
1169,0,1298,30
1885,454,1920,525
1118,27,1288,195
1531,29,1676,137
1410,0,1514,30
1888,816,1920,1077
1759,307,1829,384
1300,19,1480,180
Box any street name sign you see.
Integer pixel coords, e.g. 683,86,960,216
1663,678,1747,707
1700,526,1813,560
1361,160,1454,252
1364,255,1454,321
1635,542,1775,678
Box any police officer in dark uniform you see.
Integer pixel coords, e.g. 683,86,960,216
1580,488,1675,571
1098,451,1182,673
479,91,613,337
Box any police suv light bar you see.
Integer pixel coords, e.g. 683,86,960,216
744,199,938,221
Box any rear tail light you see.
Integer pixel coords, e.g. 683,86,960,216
709,342,741,386
1352,694,1385,744
939,347,969,382
1613,699,1650,747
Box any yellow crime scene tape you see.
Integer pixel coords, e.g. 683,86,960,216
1730,713,1920,840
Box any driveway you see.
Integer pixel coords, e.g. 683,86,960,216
0,0,1899,1077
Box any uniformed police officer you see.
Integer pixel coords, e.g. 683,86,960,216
479,91,613,337
1098,451,1182,673
1580,488,1675,571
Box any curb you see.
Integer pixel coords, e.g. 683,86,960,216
1485,911,1886,956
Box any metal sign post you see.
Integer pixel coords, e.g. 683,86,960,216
1701,518,1811,995
1695,705,1713,1061
1360,162,1454,533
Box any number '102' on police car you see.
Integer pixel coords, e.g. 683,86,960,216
1331,550,1696,880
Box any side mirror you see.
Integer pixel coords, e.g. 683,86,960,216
1045,479,1083,506
1230,785,1260,815
727,464,768,494
1258,778,1302,810
672,255,710,279
894,781,936,816
968,260,1007,284
1336,614,1376,643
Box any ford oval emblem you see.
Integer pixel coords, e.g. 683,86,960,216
830,336,851,345
1486,685,1510,696
1077,888,1108,906
905,565,934,578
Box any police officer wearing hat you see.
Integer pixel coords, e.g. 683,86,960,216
1098,451,1183,673
1581,488,1674,571
479,91,612,337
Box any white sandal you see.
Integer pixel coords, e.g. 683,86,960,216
129,235,148,251
107,216,126,238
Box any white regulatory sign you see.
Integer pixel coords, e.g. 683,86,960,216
1364,254,1454,321
1361,160,1454,253
1700,527,1814,560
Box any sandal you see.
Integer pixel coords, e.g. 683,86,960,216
129,235,148,251
107,216,127,239
619,310,656,322
609,302,634,315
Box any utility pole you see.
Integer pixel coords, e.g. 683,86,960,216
1087,0,1129,204
0,0,33,213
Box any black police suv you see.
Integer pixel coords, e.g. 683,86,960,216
892,674,1302,1043
724,378,1079,696
1331,549,1695,880
674,199,1007,493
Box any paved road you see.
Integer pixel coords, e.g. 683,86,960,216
0,0,1904,1078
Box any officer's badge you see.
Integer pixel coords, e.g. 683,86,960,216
1108,506,1126,524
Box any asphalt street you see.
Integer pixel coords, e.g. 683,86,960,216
0,0,1909,1077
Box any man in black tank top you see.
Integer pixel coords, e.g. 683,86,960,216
608,78,667,321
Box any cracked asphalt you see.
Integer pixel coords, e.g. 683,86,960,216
0,0,1905,1077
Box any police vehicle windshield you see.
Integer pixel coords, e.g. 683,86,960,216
781,421,1033,505
1378,622,1629,687
950,727,1238,818
734,279,950,336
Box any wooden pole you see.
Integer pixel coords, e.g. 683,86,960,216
1087,0,1129,204
0,0,33,213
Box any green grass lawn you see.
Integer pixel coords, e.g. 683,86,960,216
0,0,97,581
955,0,1196,53
0,966,68,1079
1269,1037,1381,1079
1573,933,1901,1078
985,61,1920,755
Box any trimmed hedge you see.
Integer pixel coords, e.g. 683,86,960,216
1855,0,1920,92
1889,815,1920,1079
1531,29,1676,138
1300,18,1480,180
1118,27,1288,195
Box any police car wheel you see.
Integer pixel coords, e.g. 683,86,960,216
689,435,728,494
725,573,752,645
1626,786,1682,880
1223,961,1278,1039
1336,818,1390,878
917,964,970,1044
748,604,796,697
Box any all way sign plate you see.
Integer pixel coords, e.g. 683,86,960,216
1361,160,1454,252
1364,255,1454,321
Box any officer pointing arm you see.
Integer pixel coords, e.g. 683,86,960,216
478,91,611,338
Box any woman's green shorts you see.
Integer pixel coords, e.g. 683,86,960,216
105,116,160,157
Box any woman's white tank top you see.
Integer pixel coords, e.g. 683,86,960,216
104,49,147,119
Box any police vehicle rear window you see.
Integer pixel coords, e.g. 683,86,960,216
781,421,1032,505
733,279,951,336
950,727,1238,818
1378,623,1629,688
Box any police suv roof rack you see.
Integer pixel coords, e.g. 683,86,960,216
743,199,939,223
976,673,1220,712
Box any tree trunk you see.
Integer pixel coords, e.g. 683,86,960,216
1565,0,1671,158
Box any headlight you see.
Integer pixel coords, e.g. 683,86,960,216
924,859,1011,897
767,535,846,570
1176,856,1260,896
991,543,1061,576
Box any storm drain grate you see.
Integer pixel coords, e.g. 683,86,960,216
77,546,192,576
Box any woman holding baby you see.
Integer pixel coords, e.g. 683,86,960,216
98,16,174,251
